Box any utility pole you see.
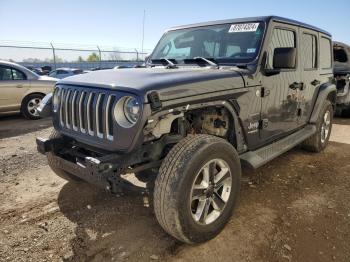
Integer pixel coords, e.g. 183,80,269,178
141,9,145,55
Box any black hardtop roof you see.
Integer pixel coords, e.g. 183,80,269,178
167,16,331,36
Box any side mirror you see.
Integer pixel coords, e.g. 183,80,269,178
273,47,296,69
261,47,296,76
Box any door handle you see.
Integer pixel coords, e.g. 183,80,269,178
289,82,304,90
16,84,23,88
311,79,321,86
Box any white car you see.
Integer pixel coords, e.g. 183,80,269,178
0,61,57,119
48,68,84,79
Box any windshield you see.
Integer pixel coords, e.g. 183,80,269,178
151,22,265,65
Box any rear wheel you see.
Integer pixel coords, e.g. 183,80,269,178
47,130,83,182
302,100,333,152
21,94,44,120
153,135,241,244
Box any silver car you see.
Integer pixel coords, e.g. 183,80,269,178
48,68,83,79
0,61,57,119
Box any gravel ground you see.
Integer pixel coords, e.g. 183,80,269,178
0,115,349,262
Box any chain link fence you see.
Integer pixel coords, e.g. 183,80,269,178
0,40,152,70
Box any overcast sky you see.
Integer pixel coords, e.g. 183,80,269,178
1,0,349,61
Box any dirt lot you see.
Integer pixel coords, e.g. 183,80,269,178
0,114,349,262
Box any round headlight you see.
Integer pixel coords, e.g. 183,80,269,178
124,97,140,124
114,96,140,128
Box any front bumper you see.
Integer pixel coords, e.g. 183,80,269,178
37,137,128,192
36,134,180,193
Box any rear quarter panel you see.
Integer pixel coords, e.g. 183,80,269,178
25,80,56,98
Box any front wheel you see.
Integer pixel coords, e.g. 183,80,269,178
153,135,241,244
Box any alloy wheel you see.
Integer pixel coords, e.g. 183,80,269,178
190,159,232,225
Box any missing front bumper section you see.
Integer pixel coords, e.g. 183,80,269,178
36,135,181,193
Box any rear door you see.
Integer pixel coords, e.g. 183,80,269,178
298,28,319,125
260,23,301,142
0,65,30,112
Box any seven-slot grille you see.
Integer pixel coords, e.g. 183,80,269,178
55,87,116,141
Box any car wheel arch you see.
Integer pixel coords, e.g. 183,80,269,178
147,100,246,152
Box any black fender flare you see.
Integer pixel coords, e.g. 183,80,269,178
309,83,336,124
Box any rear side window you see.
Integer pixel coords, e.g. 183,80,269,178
0,66,26,80
0,66,13,80
320,37,332,69
302,33,317,69
267,28,296,69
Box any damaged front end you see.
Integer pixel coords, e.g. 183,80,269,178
36,134,180,193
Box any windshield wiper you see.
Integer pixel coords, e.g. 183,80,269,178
150,58,178,69
163,58,177,68
185,57,219,68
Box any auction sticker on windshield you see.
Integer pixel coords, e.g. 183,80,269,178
229,23,259,33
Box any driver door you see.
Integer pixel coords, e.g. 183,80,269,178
260,24,301,142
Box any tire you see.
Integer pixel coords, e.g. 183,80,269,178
47,130,83,182
153,135,241,244
302,100,333,152
21,93,44,120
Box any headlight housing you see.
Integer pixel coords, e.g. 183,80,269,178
114,96,140,128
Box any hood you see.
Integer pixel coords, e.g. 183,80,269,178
58,67,245,98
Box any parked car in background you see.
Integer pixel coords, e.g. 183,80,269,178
48,68,84,79
25,66,45,75
0,60,57,119
25,65,52,75
113,65,131,69
41,65,52,75
91,67,113,71
333,41,350,115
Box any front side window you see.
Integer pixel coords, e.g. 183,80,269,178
267,28,296,69
151,22,265,65
302,33,317,69
320,37,332,69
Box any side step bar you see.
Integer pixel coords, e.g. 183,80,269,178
240,125,316,169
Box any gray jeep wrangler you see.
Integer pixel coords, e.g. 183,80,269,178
333,41,350,115
37,16,336,244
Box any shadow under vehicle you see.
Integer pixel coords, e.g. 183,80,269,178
333,41,350,115
37,16,336,244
